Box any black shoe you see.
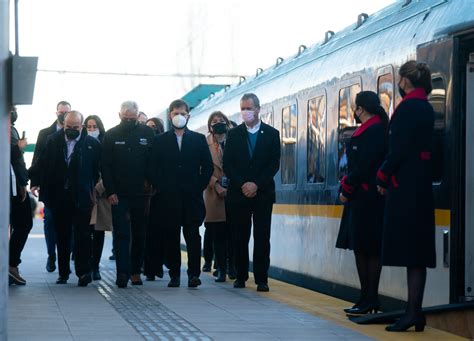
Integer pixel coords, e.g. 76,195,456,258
215,271,226,283
109,254,115,260
345,302,379,316
168,277,180,287
116,274,128,288
156,268,164,279
46,256,56,273
233,279,245,288
78,273,92,287
386,314,425,332
202,262,212,272
146,275,155,281
188,276,202,288
257,283,269,292
131,274,143,285
56,276,68,284
92,269,101,281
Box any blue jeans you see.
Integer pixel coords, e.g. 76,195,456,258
43,205,57,258
111,196,146,277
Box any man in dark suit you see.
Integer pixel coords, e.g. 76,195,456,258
31,100,71,273
30,111,101,286
149,99,213,288
223,93,280,292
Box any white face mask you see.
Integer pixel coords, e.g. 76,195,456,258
241,110,254,124
87,129,100,139
172,114,187,129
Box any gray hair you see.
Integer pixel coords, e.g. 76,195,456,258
241,93,260,108
120,100,139,116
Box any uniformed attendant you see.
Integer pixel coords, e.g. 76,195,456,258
336,91,388,315
101,101,154,288
376,61,435,332
148,99,213,288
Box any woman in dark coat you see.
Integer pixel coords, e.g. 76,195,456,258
376,61,435,332
336,91,388,315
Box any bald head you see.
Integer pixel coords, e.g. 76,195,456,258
64,111,83,139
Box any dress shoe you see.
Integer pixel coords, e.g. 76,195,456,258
213,269,219,277
345,302,379,316
9,266,26,285
46,256,56,272
215,271,226,283
202,262,212,272
116,274,129,288
92,269,102,281
257,283,270,292
109,254,115,260
188,276,202,288
168,277,180,287
233,279,245,288
343,302,360,314
78,273,92,287
227,269,236,280
131,274,143,285
386,314,426,332
56,276,68,284
156,268,164,279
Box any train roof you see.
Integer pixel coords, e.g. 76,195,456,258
190,0,474,117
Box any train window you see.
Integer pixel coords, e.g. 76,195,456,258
307,95,326,183
378,73,394,116
261,107,273,126
338,83,361,178
281,104,297,184
429,76,446,184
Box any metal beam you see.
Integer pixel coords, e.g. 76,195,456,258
0,0,10,339
37,69,242,79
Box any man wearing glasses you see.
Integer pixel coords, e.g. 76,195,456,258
30,100,71,274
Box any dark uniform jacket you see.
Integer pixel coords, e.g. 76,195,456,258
32,121,58,166
11,126,29,189
29,130,101,210
149,129,213,227
223,122,280,204
336,116,386,255
101,122,154,197
376,88,436,268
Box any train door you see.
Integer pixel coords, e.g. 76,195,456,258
464,52,474,300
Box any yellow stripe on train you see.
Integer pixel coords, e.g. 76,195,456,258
272,204,451,227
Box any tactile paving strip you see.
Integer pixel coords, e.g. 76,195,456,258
97,270,212,341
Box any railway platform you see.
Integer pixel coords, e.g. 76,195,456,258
7,221,464,340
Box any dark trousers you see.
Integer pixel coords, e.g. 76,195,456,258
203,226,214,264
43,205,56,258
144,196,165,277
205,221,230,273
111,196,146,277
9,194,33,267
228,200,273,284
53,195,92,278
91,229,105,270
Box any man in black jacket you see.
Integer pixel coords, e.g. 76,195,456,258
31,100,71,273
30,111,101,286
223,93,280,292
101,101,154,288
149,99,213,288
9,108,33,285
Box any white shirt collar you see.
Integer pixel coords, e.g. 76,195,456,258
245,120,261,134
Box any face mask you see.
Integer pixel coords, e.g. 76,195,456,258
88,129,100,139
172,114,187,129
120,119,137,130
65,128,80,140
241,110,254,124
58,112,66,124
212,122,227,135
398,86,406,98
10,111,18,124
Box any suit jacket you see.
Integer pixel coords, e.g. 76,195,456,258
29,129,101,211
204,133,227,223
32,121,57,166
223,122,280,203
149,129,213,227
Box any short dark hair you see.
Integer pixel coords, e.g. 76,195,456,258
168,99,189,114
56,100,71,110
241,93,260,108
399,60,432,94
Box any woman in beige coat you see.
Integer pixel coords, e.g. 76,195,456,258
203,111,234,282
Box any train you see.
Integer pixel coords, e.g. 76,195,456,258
171,0,474,308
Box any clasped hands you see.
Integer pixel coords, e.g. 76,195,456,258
242,182,257,198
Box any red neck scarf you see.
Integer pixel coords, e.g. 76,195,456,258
352,115,382,137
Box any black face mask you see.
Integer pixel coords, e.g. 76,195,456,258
354,113,362,124
58,112,66,124
65,128,80,140
212,122,227,135
398,86,406,98
10,111,18,124
120,119,137,130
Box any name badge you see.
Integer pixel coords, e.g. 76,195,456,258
115,141,125,145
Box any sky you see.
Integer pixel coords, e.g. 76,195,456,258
10,0,397,142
